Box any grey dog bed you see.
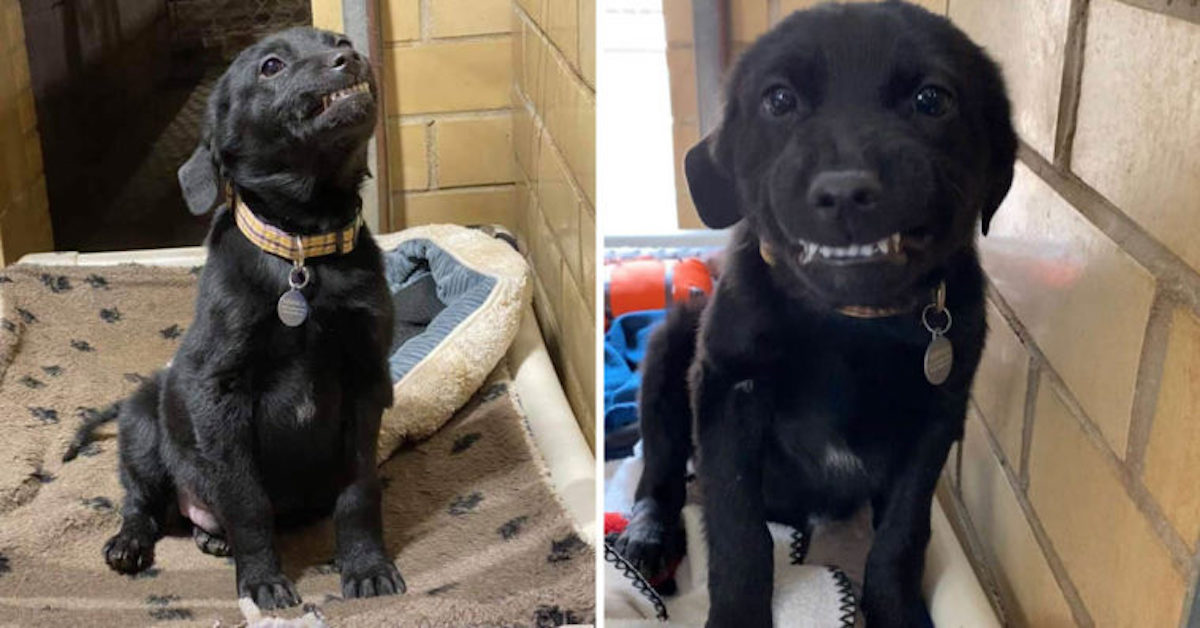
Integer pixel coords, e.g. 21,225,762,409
374,225,531,460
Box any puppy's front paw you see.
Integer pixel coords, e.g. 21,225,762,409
103,531,155,574
341,558,406,599
238,573,301,610
611,498,685,586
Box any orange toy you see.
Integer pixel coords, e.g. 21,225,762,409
604,258,713,326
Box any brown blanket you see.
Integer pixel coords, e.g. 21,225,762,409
0,264,594,626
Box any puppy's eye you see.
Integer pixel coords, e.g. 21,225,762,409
336,38,352,48
762,86,798,117
914,85,953,117
260,57,286,78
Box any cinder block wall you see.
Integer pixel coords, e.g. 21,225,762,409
662,0,1200,625
0,0,51,265
313,0,596,446
381,0,517,230
944,2,1200,626
513,0,597,448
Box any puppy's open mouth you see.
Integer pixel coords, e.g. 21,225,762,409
316,81,371,116
794,230,933,266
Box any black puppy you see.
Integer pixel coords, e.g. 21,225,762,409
65,28,402,609
613,3,1015,627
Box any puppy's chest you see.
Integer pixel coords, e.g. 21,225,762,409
767,343,932,449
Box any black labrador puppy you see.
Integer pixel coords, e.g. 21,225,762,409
613,4,1015,627
65,27,402,609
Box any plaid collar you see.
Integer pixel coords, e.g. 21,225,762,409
234,198,361,262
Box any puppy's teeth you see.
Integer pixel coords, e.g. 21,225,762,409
818,246,832,257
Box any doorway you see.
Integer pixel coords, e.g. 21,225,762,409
19,0,312,252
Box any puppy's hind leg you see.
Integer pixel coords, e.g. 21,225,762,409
613,300,704,585
104,375,173,575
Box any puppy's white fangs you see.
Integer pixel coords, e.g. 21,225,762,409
320,81,370,111
797,233,904,265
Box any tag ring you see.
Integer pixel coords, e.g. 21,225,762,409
922,304,952,335
288,266,310,290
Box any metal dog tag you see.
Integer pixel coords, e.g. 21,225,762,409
921,292,953,386
924,333,953,385
277,289,308,327
277,265,310,327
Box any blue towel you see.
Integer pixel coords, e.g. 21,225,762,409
604,310,665,456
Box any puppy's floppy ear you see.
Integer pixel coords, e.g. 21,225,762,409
685,135,741,229
979,68,1018,236
178,141,221,215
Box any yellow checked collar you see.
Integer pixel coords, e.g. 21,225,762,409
234,198,361,262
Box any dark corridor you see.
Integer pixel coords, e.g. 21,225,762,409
20,0,312,252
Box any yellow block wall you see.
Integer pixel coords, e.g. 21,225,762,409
945,1,1200,625
310,0,345,32
0,0,52,265
320,0,596,445
663,1,1200,625
381,0,518,231
513,0,596,448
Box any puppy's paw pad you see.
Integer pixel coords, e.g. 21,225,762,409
239,575,301,610
341,561,405,599
103,533,155,575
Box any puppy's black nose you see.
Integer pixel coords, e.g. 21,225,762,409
807,170,882,215
329,50,359,71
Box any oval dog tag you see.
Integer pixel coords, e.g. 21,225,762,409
924,334,953,385
277,289,309,327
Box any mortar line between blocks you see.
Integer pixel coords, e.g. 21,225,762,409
419,0,432,41
426,120,439,190
1018,355,1039,489
1125,289,1175,475
385,33,511,48
1181,549,1200,628
403,183,517,197
1052,0,1090,169
393,108,514,124
1110,0,1200,25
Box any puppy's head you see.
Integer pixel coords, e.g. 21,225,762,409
687,3,1016,308
179,27,378,218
